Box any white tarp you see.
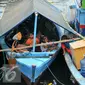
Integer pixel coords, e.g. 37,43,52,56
0,0,78,36
0,0,33,36
47,0,76,22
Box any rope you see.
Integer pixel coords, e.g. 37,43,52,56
61,12,85,39
0,41,18,80
0,37,80,52
45,0,84,39
47,66,65,85
3,52,6,65
11,40,17,52
34,58,65,85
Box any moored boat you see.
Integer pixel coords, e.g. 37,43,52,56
0,12,62,83
0,0,81,84
64,52,85,85
63,0,85,84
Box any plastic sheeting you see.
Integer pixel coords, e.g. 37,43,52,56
0,0,78,36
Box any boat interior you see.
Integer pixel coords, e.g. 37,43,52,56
5,13,60,52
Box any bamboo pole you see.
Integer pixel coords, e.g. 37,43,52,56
0,37,80,52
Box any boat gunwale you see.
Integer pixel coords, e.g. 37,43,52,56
64,52,85,85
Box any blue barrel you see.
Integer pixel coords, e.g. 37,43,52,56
80,58,85,77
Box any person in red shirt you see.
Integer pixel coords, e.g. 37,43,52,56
26,33,40,46
61,35,72,56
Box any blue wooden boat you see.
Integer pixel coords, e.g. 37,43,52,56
0,0,80,83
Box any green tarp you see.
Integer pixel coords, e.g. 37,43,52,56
81,0,85,9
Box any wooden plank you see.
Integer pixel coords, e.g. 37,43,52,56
70,40,85,69
0,38,80,52
70,40,85,49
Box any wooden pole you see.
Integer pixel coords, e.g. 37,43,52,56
0,38,80,52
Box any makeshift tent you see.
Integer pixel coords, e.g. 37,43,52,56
0,0,81,37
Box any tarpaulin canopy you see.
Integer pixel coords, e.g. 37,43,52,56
0,0,81,37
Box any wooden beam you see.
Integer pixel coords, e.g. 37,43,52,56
0,38,80,52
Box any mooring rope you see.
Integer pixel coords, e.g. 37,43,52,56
0,44,17,81
34,58,65,85
47,65,65,85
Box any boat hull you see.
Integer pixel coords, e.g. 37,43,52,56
0,36,60,82
64,52,85,85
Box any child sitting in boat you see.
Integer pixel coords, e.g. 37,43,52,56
25,33,41,52
40,35,57,52
25,33,40,46
40,35,49,52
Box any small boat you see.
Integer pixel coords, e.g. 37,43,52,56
64,35,85,85
64,52,85,85
0,12,62,83
0,0,80,84
64,1,85,84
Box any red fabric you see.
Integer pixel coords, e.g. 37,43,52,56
26,38,40,46
61,44,66,49
36,38,40,44
26,38,33,45
65,48,71,55
61,43,71,55
80,24,85,29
